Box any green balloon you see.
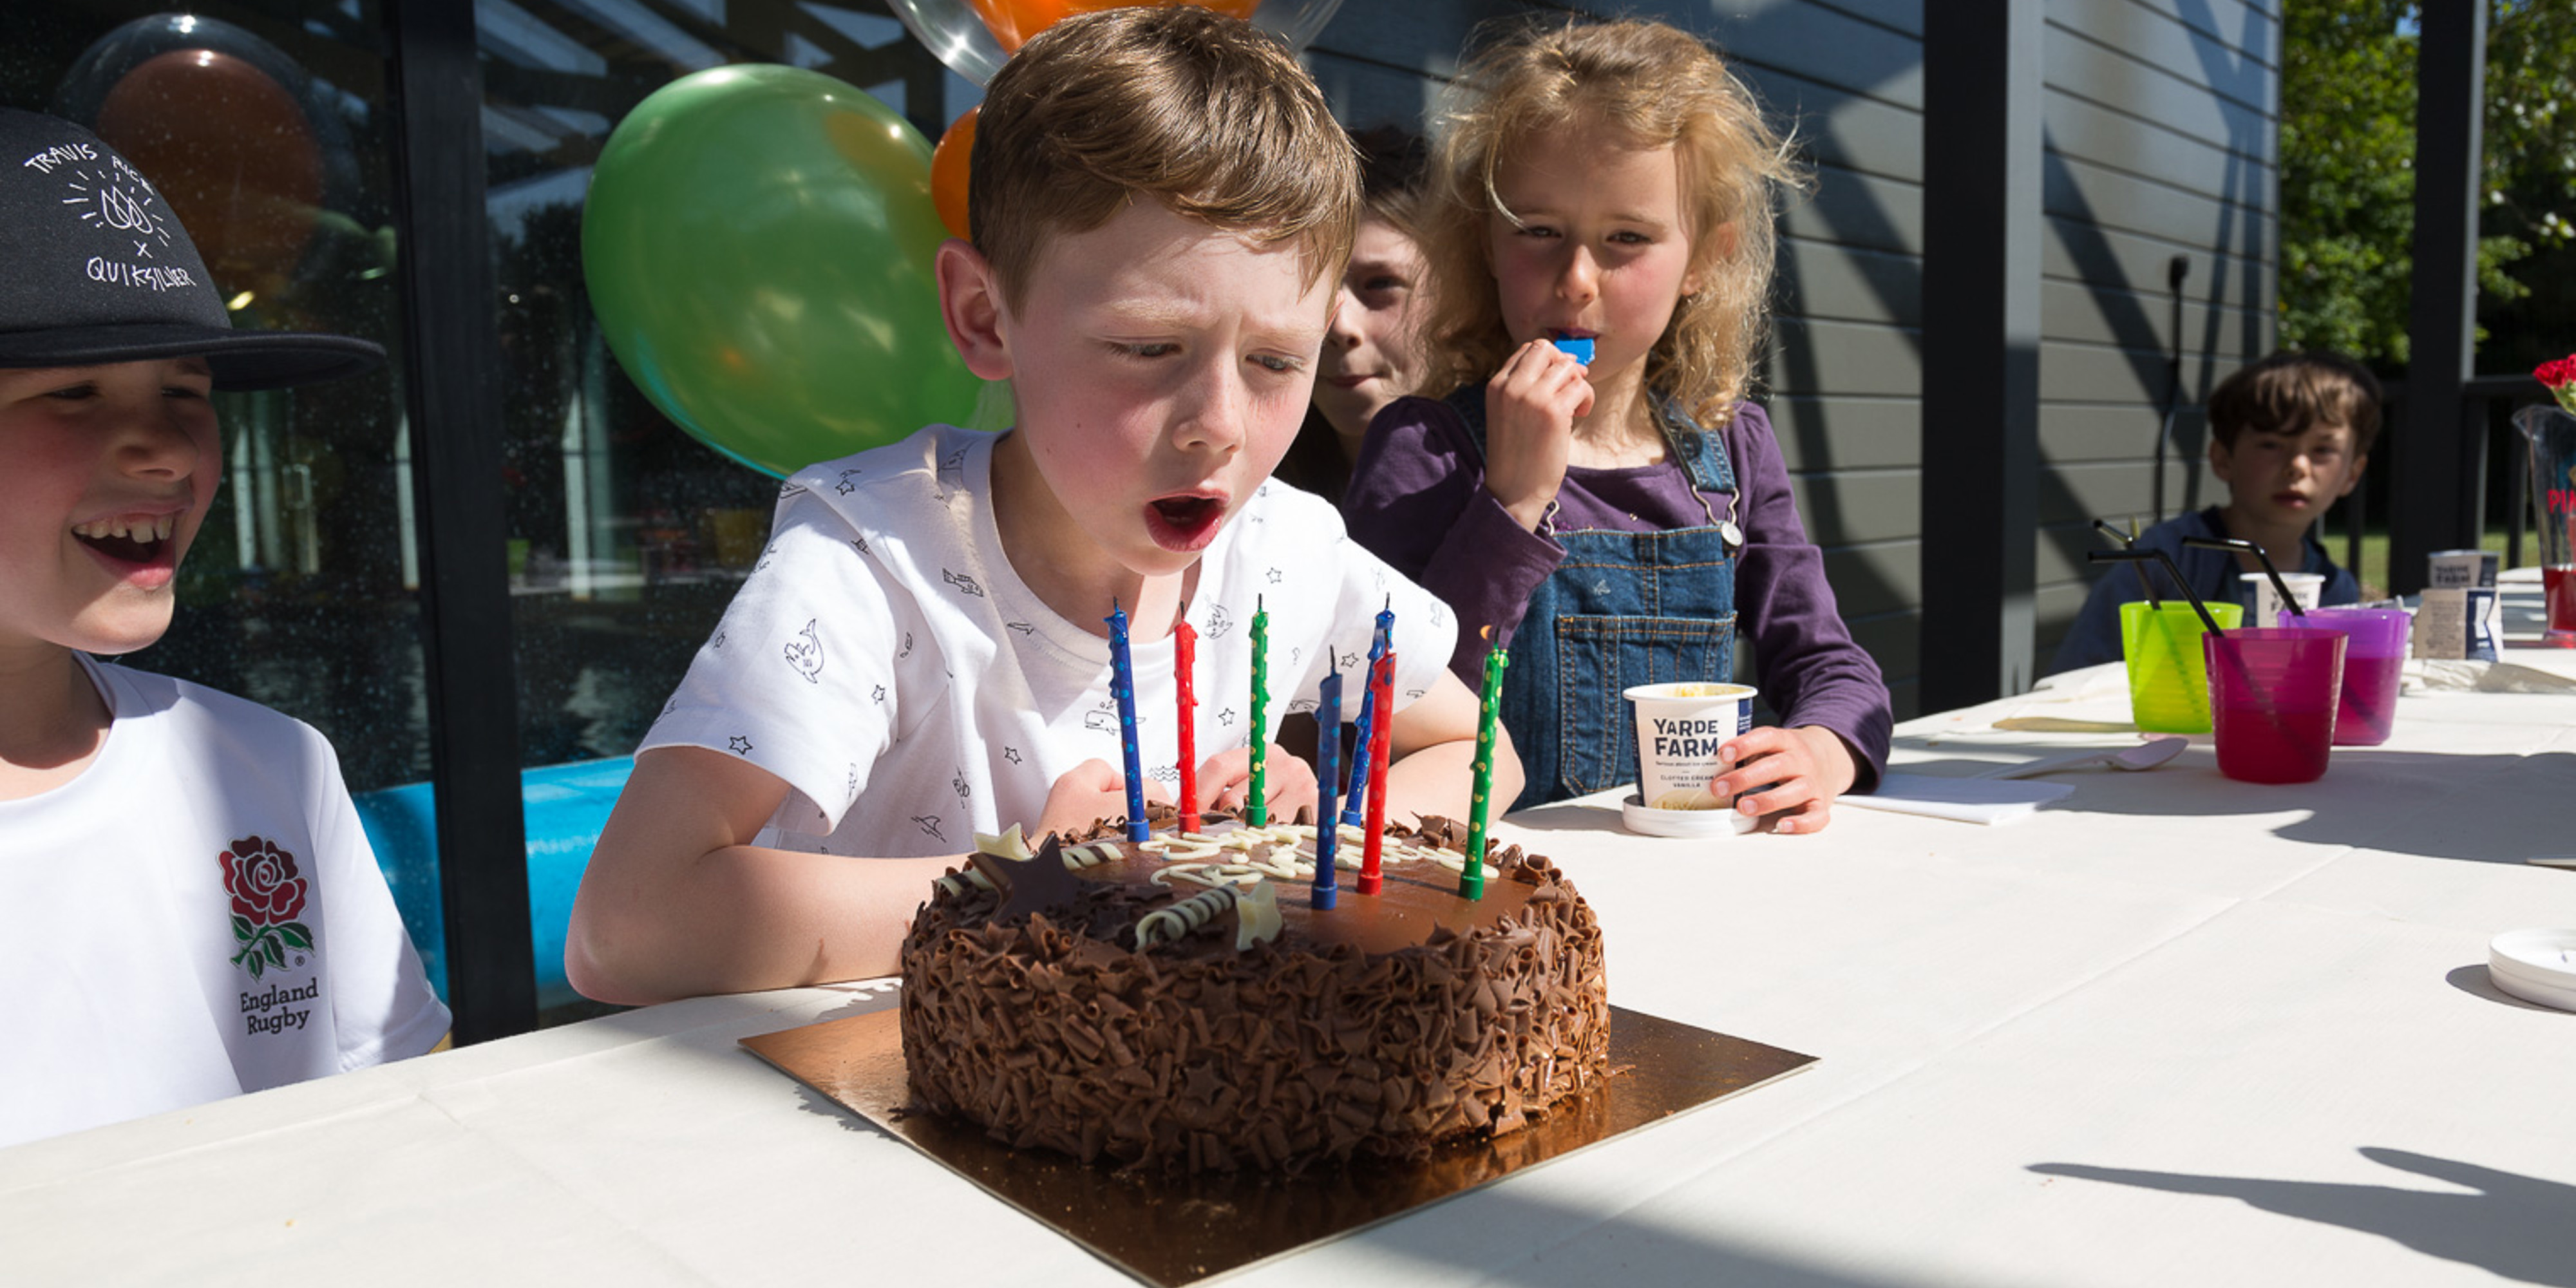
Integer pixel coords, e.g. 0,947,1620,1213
583,65,983,479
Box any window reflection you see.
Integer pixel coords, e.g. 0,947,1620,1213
10,0,974,1021
481,1,971,1018
7,3,443,985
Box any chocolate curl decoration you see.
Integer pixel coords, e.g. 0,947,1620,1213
1133,884,1238,949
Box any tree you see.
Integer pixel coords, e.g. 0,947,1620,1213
2477,1,2576,373
2278,1,2576,370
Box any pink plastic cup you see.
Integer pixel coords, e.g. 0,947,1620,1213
2204,627,2346,784
2289,606,2409,746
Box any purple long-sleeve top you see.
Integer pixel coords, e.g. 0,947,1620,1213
1343,395,1891,790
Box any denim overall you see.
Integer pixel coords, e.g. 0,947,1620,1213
1446,388,1740,810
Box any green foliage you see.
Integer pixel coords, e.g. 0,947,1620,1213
2481,1,2576,371
2279,1,2576,369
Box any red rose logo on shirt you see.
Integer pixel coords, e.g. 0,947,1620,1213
222,835,315,980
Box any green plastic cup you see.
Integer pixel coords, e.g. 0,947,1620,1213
2120,600,2245,733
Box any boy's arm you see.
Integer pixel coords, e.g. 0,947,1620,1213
566,746,961,1005
1378,667,1522,824
568,749,1155,1004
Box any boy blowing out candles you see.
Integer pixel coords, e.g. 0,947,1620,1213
568,8,1515,1005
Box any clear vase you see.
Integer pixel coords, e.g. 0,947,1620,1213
2513,403,2576,636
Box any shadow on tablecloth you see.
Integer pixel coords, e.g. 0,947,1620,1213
2445,964,2574,1014
1513,750,2571,866
1870,749,2573,867
2031,1150,2576,1286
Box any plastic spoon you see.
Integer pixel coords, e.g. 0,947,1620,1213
1972,736,2188,780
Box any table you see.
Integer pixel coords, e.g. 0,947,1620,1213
7,587,2572,1287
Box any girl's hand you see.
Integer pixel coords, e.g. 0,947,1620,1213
1708,726,1860,835
1034,758,1172,841
1482,339,1595,531
1195,744,1320,822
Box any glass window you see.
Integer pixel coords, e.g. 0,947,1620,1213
477,1,973,1018
6,4,445,989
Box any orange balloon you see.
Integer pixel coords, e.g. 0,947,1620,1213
969,0,1260,53
94,48,323,296
931,107,977,241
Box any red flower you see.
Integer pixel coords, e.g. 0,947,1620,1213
222,836,308,926
2541,355,2576,416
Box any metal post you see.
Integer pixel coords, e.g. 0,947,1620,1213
1920,0,2042,706
2392,2,2488,594
384,0,536,1041
2153,255,2189,525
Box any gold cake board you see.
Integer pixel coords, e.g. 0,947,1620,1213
742,1002,1816,1287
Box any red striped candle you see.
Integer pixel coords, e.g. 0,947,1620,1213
1358,649,1396,895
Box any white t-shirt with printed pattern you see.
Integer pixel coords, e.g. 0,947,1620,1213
640,424,1459,857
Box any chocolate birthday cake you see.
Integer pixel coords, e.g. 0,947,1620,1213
897,807,1609,1174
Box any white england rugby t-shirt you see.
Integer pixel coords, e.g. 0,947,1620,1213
0,658,450,1147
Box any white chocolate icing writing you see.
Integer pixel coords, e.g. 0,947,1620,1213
1139,837,1222,861
947,822,1481,898
1151,862,1273,891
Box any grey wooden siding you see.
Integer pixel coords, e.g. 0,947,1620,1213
1305,0,2279,715
2036,0,2280,673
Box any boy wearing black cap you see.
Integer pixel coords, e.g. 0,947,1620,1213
0,109,447,1148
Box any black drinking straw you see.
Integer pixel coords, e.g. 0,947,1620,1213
2088,548,2225,635
2181,536,2307,619
2094,547,2288,741
2090,518,2159,606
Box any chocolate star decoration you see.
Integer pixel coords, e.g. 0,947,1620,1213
966,832,1088,921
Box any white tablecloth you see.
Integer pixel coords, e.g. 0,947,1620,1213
6,588,2573,1287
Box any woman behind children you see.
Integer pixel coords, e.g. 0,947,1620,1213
1343,19,1891,828
1272,125,1434,504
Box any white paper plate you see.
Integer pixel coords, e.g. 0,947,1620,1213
2486,928,2576,1012
1621,795,1759,838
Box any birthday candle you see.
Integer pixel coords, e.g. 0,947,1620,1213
1175,616,1200,834
1461,627,1507,900
1107,600,1150,843
1358,649,1396,896
1311,664,1341,910
1340,599,1396,827
1247,597,1270,827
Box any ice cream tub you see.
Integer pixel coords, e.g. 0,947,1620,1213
1625,681,1757,813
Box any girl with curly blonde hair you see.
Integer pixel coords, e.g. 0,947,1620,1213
1343,17,1891,827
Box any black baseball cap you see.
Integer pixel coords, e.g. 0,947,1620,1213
0,107,383,390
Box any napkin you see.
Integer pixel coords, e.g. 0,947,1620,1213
1841,773,2075,825
2409,659,2576,694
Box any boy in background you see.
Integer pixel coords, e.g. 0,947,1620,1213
2052,351,2380,674
0,109,448,1147
568,8,1508,1005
